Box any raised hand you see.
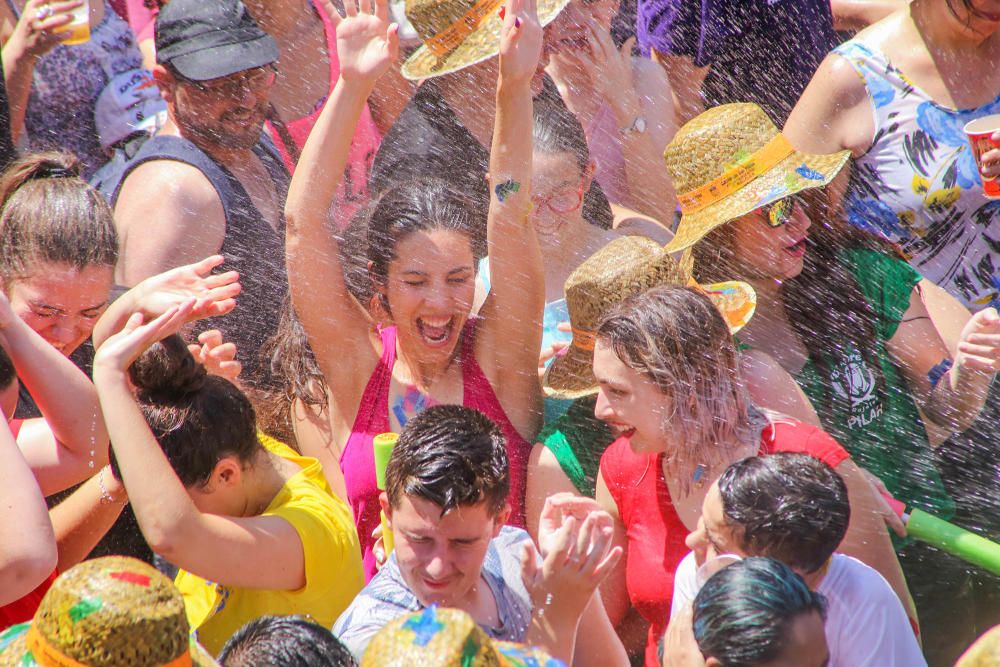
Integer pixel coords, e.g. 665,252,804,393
95,301,195,374
327,0,399,85
523,495,623,615
187,329,241,384
498,0,542,86
7,0,81,60
135,255,241,323
956,307,1000,373
573,21,636,106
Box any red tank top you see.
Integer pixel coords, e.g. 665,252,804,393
600,418,849,667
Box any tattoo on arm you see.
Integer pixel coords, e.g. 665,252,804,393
494,179,521,202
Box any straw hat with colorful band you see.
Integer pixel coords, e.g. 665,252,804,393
401,0,570,80
0,556,219,667
542,235,756,400
360,606,565,666
662,103,851,255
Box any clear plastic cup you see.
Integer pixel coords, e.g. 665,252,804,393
55,0,91,45
695,554,743,588
965,114,1000,198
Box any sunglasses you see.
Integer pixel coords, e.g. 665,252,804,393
175,65,278,97
760,195,803,228
531,178,586,215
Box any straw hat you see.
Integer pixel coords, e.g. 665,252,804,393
542,236,756,400
662,103,851,254
401,0,569,80
360,606,564,666
0,556,218,667
956,625,1000,667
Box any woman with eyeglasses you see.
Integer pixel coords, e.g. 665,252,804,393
668,103,1000,666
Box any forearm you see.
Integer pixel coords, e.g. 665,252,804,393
0,420,57,605
3,316,109,464
0,43,35,144
610,90,676,218
93,368,202,556
285,78,371,239
49,467,128,572
923,365,993,433
526,603,581,665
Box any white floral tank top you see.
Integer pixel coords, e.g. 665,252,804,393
835,39,1000,311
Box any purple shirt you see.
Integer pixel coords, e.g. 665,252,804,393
636,0,840,123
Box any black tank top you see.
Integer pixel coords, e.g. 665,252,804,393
111,135,290,390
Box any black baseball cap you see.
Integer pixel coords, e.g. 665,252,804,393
156,0,279,82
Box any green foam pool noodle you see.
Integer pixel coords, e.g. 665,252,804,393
374,433,399,555
906,509,1000,578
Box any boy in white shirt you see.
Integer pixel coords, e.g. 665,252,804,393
668,453,925,667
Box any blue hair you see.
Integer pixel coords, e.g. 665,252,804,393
692,557,827,667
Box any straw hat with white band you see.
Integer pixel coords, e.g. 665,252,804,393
0,556,218,667
542,235,756,400
401,0,570,80
662,103,852,255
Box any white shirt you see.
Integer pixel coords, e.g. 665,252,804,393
670,552,926,667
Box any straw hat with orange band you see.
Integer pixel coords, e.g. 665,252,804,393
542,235,756,400
401,0,570,79
662,103,852,255
0,557,218,667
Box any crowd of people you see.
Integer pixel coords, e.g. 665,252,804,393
0,0,999,665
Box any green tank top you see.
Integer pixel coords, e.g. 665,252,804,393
538,396,613,498
795,248,954,521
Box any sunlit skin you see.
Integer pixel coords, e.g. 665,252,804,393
0,379,18,419
7,262,114,356
685,482,741,564
379,228,478,369
158,66,275,153
592,340,673,454
531,151,590,240
545,0,616,56
730,199,811,283
383,493,510,612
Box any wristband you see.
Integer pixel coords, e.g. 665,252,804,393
928,358,954,388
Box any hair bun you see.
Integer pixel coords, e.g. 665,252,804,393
128,334,207,403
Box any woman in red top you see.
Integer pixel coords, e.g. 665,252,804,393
591,285,909,667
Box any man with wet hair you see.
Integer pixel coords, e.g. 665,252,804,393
333,404,625,666
220,615,357,667
108,0,288,390
671,453,924,666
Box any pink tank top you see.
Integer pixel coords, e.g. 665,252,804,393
341,321,530,580
266,0,381,227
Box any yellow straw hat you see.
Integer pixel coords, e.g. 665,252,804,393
542,235,756,400
400,0,570,80
360,606,565,666
956,625,1000,667
662,103,851,255
0,556,219,667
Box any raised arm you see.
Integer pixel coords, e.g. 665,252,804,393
0,292,110,496
0,409,56,606
92,303,308,590
475,0,545,435
283,0,398,397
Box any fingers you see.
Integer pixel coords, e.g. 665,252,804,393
520,540,542,590
194,255,226,276
358,0,372,16
344,0,357,17
385,22,400,60
373,0,389,22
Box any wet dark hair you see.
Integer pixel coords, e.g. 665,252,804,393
533,98,590,173
596,285,751,478
693,557,827,667
0,345,14,391
219,616,357,667
692,192,889,409
718,453,850,574
0,152,118,284
129,334,261,488
385,405,509,518
367,179,486,313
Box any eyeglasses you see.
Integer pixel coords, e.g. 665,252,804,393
759,195,803,228
176,65,278,97
531,179,586,215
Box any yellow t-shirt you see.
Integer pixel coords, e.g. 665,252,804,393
175,434,364,656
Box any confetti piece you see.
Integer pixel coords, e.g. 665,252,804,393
69,598,103,623
110,571,152,587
